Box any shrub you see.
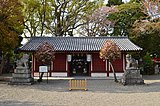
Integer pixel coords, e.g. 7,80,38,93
143,53,154,75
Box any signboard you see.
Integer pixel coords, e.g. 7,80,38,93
39,66,48,72
67,55,72,62
87,54,92,62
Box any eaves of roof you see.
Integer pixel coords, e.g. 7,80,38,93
20,36,142,52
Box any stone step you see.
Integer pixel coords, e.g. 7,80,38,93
16,67,29,70
121,69,144,85
12,73,31,78
15,68,31,74
121,78,144,85
11,78,34,83
9,82,34,85
123,75,143,79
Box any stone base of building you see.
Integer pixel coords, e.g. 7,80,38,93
121,69,144,85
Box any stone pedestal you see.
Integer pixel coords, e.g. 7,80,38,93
121,69,144,85
10,67,34,85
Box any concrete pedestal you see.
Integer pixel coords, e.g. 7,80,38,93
121,69,144,85
10,67,34,85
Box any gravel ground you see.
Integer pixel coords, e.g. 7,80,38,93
0,75,160,106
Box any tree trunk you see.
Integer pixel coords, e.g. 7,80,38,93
109,61,118,82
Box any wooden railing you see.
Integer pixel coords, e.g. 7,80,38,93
69,79,87,91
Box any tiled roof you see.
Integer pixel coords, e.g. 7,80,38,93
20,36,142,52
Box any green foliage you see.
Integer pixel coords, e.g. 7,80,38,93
108,2,146,36
0,0,24,53
22,0,101,37
128,0,160,58
143,53,154,75
130,20,160,57
22,0,49,37
0,0,24,74
129,0,140,3
107,0,123,6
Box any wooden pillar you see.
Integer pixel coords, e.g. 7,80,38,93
66,54,71,77
66,55,69,76
90,54,92,76
67,62,70,77
109,60,111,72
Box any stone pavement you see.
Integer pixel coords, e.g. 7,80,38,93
31,75,160,93
21,74,160,93
0,74,160,106
1,73,160,93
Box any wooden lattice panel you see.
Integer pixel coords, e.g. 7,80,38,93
69,79,87,91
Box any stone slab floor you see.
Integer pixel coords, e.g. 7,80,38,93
0,75,160,106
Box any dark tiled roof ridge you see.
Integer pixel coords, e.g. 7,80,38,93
31,36,128,39
20,36,142,52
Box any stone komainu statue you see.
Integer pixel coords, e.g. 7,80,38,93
126,54,138,69
16,54,29,68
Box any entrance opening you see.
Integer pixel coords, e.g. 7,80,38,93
70,54,89,76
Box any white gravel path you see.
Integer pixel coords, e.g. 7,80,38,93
0,75,160,106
